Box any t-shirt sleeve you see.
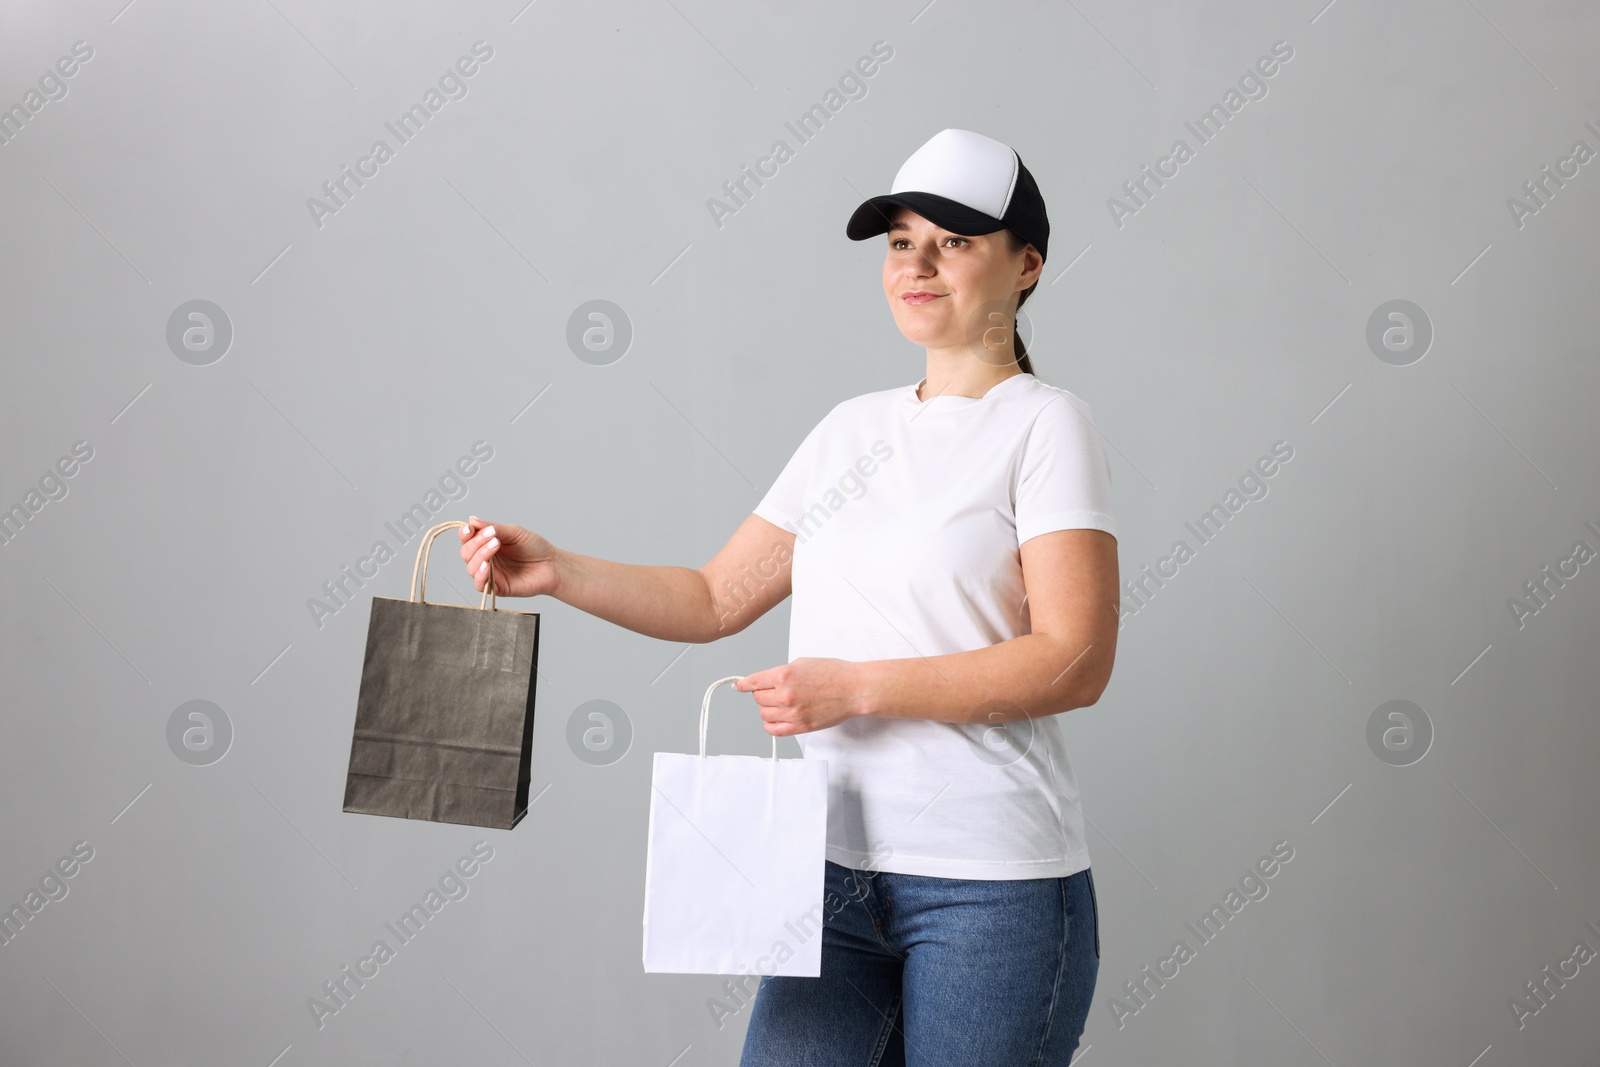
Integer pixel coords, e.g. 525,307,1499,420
753,409,832,531
1015,392,1117,545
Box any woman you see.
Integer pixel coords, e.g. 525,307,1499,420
459,128,1119,1065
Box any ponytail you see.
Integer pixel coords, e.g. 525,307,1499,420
1015,330,1034,376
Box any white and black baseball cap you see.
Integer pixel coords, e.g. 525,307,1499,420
845,128,1050,262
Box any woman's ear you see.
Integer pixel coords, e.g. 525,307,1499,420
1019,245,1044,289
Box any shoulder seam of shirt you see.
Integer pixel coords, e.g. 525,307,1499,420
1026,377,1094,416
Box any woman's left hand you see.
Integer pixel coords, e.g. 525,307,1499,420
734,658,867,736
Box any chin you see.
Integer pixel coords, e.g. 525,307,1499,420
891,310,949,343
891,321,934,345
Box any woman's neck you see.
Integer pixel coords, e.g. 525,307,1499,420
917,363,1024,402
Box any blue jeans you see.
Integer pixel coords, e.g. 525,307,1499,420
739,859,1100,1066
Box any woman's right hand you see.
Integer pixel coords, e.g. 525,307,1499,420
459,516,560,599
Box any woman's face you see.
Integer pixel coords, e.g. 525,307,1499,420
880,206,1040,356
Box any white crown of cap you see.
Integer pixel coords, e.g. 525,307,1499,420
889,128,1020,219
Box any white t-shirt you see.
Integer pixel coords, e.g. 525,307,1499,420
752,371,1118,880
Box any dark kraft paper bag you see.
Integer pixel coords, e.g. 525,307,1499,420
343,519,540,830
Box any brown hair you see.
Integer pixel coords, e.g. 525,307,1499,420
1003,228,1038,376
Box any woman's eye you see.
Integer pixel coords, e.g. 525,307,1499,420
890,237,965,250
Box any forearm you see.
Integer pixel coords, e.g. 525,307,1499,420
551,547,719,643
854,634,1107,725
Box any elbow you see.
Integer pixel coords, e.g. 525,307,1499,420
691,611,732,643
695,572,742,642
1023,681,1101,721
1077,662,1113,706
1039,637,1112,714
1044,682,1104,717
697,596,755,642
1074,681,1109,710
1072,664,1114,709
697,617,741,643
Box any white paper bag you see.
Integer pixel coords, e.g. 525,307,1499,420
641,676,829,976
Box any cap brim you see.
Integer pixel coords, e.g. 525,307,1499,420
845,191,1007,242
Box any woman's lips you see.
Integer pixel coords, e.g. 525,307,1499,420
902,292,943,305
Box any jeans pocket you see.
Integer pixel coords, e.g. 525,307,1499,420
1083,868,1101,960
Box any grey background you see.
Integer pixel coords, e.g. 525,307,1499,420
2,0,1598,1063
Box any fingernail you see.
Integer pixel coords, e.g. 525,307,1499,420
484,526,495,538
488,537,498,548
479,562,487,574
